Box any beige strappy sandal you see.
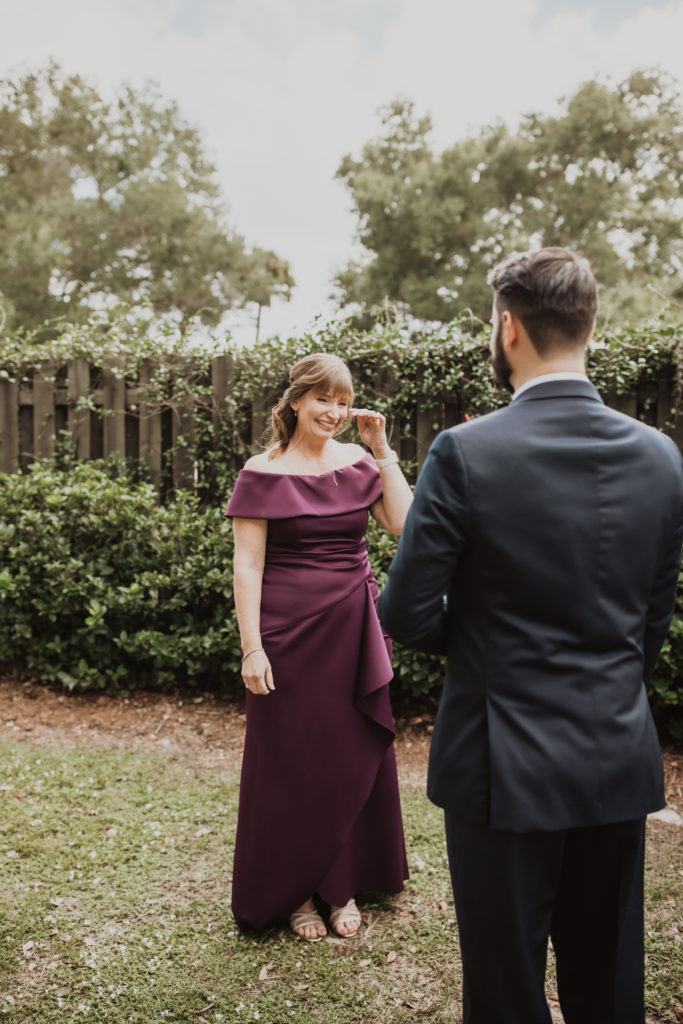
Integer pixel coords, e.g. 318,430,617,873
329,898,362,938
289,905,327,942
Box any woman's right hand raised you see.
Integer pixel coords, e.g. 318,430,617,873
241,648,275,696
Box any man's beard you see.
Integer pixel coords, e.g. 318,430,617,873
490,319,514,393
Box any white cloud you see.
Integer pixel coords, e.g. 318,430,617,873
1,0,682,343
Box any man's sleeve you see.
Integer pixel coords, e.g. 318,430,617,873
378,428,469,654
643,450,683,683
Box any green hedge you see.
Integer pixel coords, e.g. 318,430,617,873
0,461,241,693
1,459,681,739
0,460,444,703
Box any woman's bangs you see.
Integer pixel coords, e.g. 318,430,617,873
316,365,354,404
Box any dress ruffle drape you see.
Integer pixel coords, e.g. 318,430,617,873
226,455,408,932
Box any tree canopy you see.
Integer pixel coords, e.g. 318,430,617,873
0,63,293,333
335,70,683,324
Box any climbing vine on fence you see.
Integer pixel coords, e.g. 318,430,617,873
3,308,683,501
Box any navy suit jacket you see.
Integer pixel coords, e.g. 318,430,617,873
379,379,683,831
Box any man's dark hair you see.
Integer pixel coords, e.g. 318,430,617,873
488,247,598,354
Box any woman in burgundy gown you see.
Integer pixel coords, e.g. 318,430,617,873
226,353,412,941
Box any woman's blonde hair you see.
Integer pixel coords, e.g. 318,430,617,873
267,353,355,457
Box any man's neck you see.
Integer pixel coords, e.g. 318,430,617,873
511,359,587,393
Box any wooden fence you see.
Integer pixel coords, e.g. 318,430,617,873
1,356,682,491
0,356,238,491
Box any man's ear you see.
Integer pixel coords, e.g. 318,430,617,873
501,310,519,351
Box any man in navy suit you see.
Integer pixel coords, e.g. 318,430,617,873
378,248,683,1024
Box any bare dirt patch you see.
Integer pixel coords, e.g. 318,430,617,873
1,674,680,810
0,675,433,788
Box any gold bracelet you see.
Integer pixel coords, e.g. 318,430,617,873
241,647,264,663
375,450,399,470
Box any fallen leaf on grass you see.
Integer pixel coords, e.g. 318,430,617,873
22,941,34,955
258,963,274,981
359,958,372,968
386,950,397,964
437,901,448,911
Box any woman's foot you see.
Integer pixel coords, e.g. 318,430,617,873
329,898,362,938
289,898,327,942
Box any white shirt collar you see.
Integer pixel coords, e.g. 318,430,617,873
512,371,590,401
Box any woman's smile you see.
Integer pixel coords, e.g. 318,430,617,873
293,390,350,436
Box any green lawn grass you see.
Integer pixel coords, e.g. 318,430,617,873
0,736,680,1023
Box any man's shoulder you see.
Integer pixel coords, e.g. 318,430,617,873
439,400,681,477
603,404,681,459
441,404,514,445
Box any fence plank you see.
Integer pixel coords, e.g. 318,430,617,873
416,406,440,471
67,359,91,460
5,352,683,489
399,410,418,481
138,360,162,489
608,393,638,419
212,354,234,436
33,363,56,460
657,379,674,432
251,394,270,453
0,377,19,473
172,399,196,490
444,400,460,429
102,359,126,458
672,414,683,452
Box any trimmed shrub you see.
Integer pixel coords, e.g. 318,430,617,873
2,462,679,740
0,461,241,693
0,459,446,701
650,570,683,741
365,518,446,702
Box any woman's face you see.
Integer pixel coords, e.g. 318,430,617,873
291,388,350,441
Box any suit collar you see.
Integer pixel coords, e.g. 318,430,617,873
513,378,603,404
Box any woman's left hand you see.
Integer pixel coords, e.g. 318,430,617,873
352,408,390,457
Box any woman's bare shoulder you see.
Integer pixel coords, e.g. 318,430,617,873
335,441,367,464
243,450,280,473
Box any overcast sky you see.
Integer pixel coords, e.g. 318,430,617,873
2,0,682,343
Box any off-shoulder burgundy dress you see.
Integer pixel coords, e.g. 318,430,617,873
225,453,408,932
